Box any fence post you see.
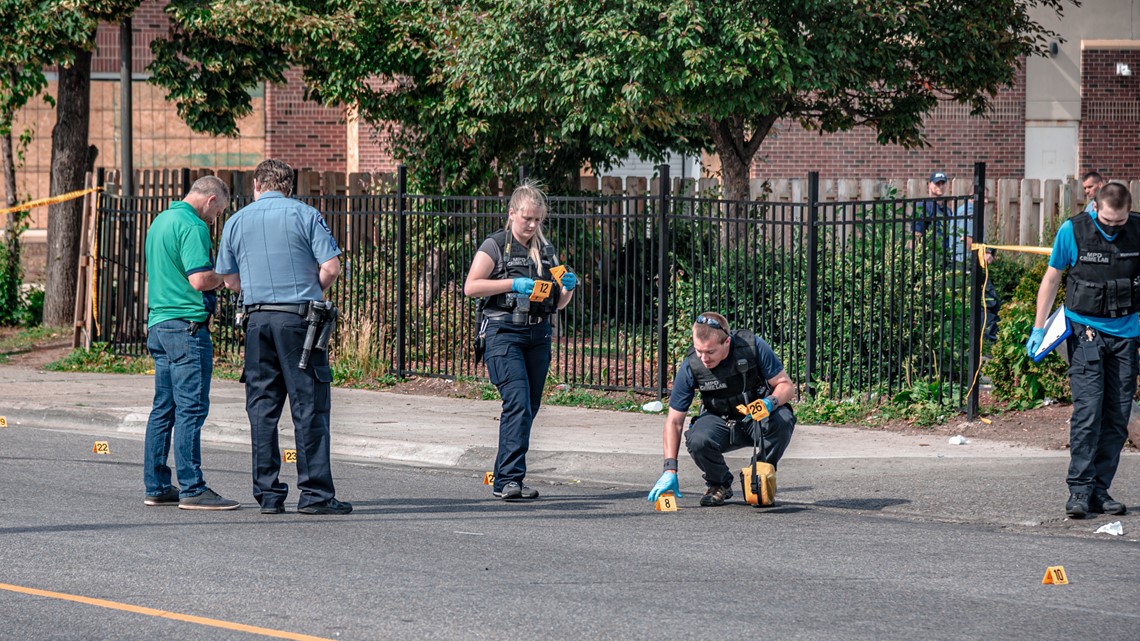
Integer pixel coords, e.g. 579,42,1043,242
518,165,528,186
656,163,671,399
805,172,819,398
180,168,191,196
967,162,986,420
396,165,407,379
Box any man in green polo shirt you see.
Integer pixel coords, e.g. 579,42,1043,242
142,175,239,510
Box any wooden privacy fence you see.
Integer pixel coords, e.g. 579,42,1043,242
99,167,1140,250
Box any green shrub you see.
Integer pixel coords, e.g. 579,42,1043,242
984,260,1069,408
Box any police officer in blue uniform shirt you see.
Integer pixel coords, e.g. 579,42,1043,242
464,181,578,501
1027,182,1136,519
647,312,796,507
216,159,352,515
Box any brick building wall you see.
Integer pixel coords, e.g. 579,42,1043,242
1080,46,1140,178
752,67,1027,181
264,68,348,172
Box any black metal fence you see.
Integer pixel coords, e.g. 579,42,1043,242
90,164,987,413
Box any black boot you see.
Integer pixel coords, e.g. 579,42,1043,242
1065,492,1090,519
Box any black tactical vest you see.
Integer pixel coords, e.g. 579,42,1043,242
1065,212,1140,318
483,229,561,317
684,329,772,418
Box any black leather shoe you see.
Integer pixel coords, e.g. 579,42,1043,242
260,504,285,514
1065,492,1090,519
298,498,352,515
1091,493,1127,515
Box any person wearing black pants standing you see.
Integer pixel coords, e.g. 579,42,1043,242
464,182,578,500
1028,182,1137,518
216,159,352,516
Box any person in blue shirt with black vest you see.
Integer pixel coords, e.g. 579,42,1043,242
216,159,352,516
647,312,796,507
1027,182,1136,519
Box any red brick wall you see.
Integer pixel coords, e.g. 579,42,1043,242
752,66,1026,181
1080,47,1140,178
265,68,348,172
92,0,168,74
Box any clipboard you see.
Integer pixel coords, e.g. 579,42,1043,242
1032,305,1071,363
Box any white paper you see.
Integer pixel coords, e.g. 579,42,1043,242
1095,521,1124,536
948,435,969,445
1034,305,1070,361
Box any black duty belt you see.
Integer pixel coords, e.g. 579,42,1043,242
507,315,548,326
244,303,309,316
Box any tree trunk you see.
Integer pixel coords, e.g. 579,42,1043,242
44,49,92,327
705,114,778,247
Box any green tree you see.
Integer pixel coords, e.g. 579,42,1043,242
0,0,140,326
148,1,701,193
442,0,1068,201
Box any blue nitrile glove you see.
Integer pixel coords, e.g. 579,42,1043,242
647,471,682,502
511,277,535,294
561,271,578,291
762,396,776,413
1025,327,1045,357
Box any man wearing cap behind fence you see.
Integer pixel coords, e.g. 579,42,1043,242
647,312,796,507
1027,182,1136,519
216,159,352,516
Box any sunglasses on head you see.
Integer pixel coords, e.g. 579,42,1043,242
695,315,728,335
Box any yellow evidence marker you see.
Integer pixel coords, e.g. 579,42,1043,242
282,449,297,463
92,441,110,455
737,400,770,422
655,492,678,512
548,264,568,286
483,472,494,485
529,280,554,302
0,416,8,427
1042,566,1069,585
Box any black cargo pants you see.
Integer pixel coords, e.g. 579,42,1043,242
1066,321,1136,496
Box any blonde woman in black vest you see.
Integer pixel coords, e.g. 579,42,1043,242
464,182,578,500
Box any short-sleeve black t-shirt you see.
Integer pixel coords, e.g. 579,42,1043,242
668,335,785,413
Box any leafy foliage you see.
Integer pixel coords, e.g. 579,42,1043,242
148,1,1065,197
985,260,1070,408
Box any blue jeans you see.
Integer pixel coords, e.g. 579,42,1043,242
483,318,552,490
144,319,212,498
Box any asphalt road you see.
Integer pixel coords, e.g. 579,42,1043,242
2,426,1139,641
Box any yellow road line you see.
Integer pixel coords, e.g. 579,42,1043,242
0,582,337,641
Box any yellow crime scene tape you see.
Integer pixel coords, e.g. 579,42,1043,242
0,187,104,337
0,187,101,216
965,242,1053,404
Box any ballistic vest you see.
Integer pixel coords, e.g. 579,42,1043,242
684,329,772,418
1065,211,1140,318
483,229,561,317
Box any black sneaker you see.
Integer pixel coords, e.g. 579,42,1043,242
700,485,733,507
519,485,539,499
144,488,180,506
298,498,352,515
1091,492,1127,515
260,504,285,514
493,481,523,500
1065,492,1090,519
179,488,240,511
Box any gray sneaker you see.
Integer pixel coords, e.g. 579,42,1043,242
179,488,240,511
144,488,180,506
494,481,523,500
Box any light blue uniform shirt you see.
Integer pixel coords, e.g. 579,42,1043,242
215,192,341,306
1049,211,1140,338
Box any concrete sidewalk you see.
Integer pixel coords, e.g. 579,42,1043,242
1,366,1063,485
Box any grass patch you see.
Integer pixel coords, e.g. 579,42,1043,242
544,384,647,412
45,344,154,375
0,325,68,355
